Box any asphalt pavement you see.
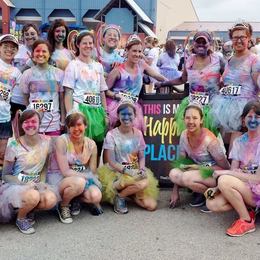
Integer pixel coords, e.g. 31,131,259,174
0,189,259,260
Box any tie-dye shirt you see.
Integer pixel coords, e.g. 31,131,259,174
222,52,260,98
111,61,145,96
4,135,51,183
186,53,222,97
229,133,260,170
103,127,145,167
0,59,22,123
58,133,96,172
63,58,108,104
99,48,124,76
21,65,64,132
50,48,74,71
179,128,226,166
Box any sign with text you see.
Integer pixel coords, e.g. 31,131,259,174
142,99,181,185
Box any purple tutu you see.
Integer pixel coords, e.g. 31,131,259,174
249,183,260,207
106,97,146,132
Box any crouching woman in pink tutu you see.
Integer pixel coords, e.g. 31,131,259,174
0,109,58,234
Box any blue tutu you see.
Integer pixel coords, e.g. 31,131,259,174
159,67,181,80
210,95,256,132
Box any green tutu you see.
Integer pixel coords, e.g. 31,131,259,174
175,97,218,136
78,104,106,142
98,164,159,204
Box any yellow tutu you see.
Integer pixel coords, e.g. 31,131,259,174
98,164,159,204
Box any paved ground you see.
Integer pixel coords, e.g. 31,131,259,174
0,189,259,260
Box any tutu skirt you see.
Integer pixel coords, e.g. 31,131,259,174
175,97,218,136
0,182,60,223
106,98,146,132
98,164,159,204
159,67,181,80
210,95,255,132
78,104,106,142
249,183,260,207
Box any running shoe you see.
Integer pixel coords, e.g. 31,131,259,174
57,204,73,224
16,218,35,235
226,219,255,237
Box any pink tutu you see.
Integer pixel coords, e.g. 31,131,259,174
249,182,260,207
106,97,146,132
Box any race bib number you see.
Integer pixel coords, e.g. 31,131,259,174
243,164,258,174
83,93,101,107
119,92,138,103
71,164,86,172
17,172,40,183
189,92,209,106
220,85,241,96
31,99,54,112
122,162,135,170
0,83,11,102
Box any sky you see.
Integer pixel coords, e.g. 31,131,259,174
192,0,260,21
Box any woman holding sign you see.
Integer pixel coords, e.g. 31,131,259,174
0,109,57,234
63,31,107,157
211,23,260,144
105,34,166,132
156,31,225,136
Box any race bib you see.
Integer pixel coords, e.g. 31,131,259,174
71,164,86,172
119,91,138,103
17,172,40,183
122,162,135,170
189,92,209,106
83,93,101,107
243,164,258,174
220,85,241,96
0,83,11,102
31,99,54,112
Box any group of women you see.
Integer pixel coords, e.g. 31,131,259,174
0,19,259,238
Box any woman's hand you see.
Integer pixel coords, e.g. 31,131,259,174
169,189,180,208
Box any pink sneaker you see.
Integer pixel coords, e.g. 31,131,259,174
226,218,255,237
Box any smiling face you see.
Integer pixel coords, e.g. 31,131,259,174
193,37,209,57
69,118,86,140
127,43,142,64
184,108,203,133
54,26,66,44
0,42,18,63
103,28,120,50
118,106,136,127
231,29,249,53
22,114,40,136
78,35,94,58
244,109,260,131
33,43,50,65
23,27,39,48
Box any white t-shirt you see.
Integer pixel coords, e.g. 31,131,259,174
51,48,74,71
0,59,22,122
4,135,51,183
21,65,64,132
157,52,180,70
63,58,108,104
147,47,160,69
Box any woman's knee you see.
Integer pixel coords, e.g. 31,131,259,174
134,179,149,191
141,197,157,211
22,189,40,207
61,177,85,195
169,169,182,183
41,191,57,209
218,175,232,191
84,187,102,203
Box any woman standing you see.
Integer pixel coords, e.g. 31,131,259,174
211,23,260,146
156,31,225,136
98,102,158,214
63,31,108,157
49,112,102,224
0,110,57,234
206,101,260,237
169,105,230,209
47,19,73,71
105,34,166,132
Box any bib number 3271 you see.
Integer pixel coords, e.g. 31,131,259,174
189,92,209,106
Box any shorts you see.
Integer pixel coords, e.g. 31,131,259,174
0,121,13,139
10,102,26,121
